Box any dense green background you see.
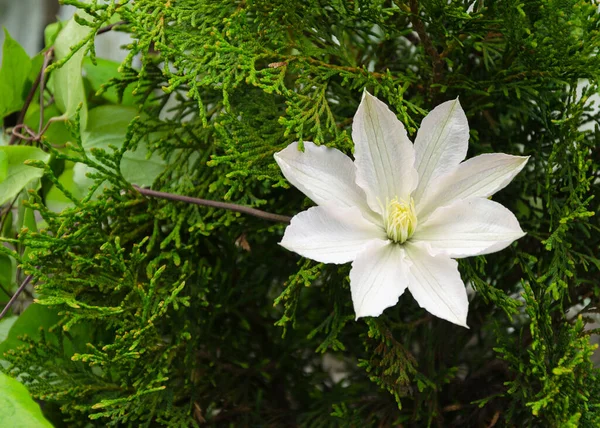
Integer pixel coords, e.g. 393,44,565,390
1,0,599,426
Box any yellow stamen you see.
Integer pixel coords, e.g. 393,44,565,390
384,197,417,243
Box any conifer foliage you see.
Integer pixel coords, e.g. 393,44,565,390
0,0,599,426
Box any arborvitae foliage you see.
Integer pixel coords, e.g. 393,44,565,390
1,0,599,426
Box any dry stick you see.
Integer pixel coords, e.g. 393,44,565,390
134,185,292,224
0,274,33,321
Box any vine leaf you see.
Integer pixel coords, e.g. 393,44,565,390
0,372,53,427
79,105,166,187
0,29,32,118
0,146,50,206
52,16,89,128
0,303,61,355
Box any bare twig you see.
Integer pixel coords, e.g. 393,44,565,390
38,49,54,134
9,47,54,145
11,115,66,144
9,75,41,145
0,274,33,321
133,185,292,224
407,0,444,85
97,20,127,35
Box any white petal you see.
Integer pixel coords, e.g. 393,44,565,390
281,206,386,264
417,153,529,220
412,198,526,258
405,242,469,327
413,98,469,203
350,240,409,319
274,141,377,222
352,91,418,213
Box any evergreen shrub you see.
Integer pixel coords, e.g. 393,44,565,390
0,0,599,426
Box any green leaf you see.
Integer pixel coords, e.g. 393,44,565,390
24,104,72,149
0,254,16,296
28,53,44,86
0,303,61,355
46,165,84,212
52,17,89,128
81,106,166,186
83,57,137,105
0,372,53,428
0,316,18,343
0,29,33,118
0,150,7,182
44,21,64,48
0,146,51,206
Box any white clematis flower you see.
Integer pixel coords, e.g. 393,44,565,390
274,92,528,327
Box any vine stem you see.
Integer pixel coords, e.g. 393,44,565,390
9,47,54,145
133,185,292,224
0,274,33,321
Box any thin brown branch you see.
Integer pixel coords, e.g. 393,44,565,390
9,47,54,145
97,20,126,35
0,274,33,321
38,49,54,134
283,55,387,80
133,185,292,224
9,73,41,145
407,0,443,85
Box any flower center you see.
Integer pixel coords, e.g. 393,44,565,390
384,197,417,243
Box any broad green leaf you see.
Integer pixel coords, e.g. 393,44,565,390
0,29,32,118
0,150,7,182
83,57,136,105
0,255,16,296
44,21,64,48
0,303,61,355
0,316,17,343
52,17,89,128
24,104,72,149
46,165,84,212
17,200,41,263
0,211,11,237
28,53,44,86
80,105,166,187
0,302,91,361
18,204,38,233
0,146,51,206
0,372,53,428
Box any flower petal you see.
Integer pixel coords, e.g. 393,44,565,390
352,91,418,213
417,153,529,220
405,242,469,327
412,198,525,258
274,141,377,222
281,206,387,264
412,98,469,203
350,240,409,319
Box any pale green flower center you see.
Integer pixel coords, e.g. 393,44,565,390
384,197,417,243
